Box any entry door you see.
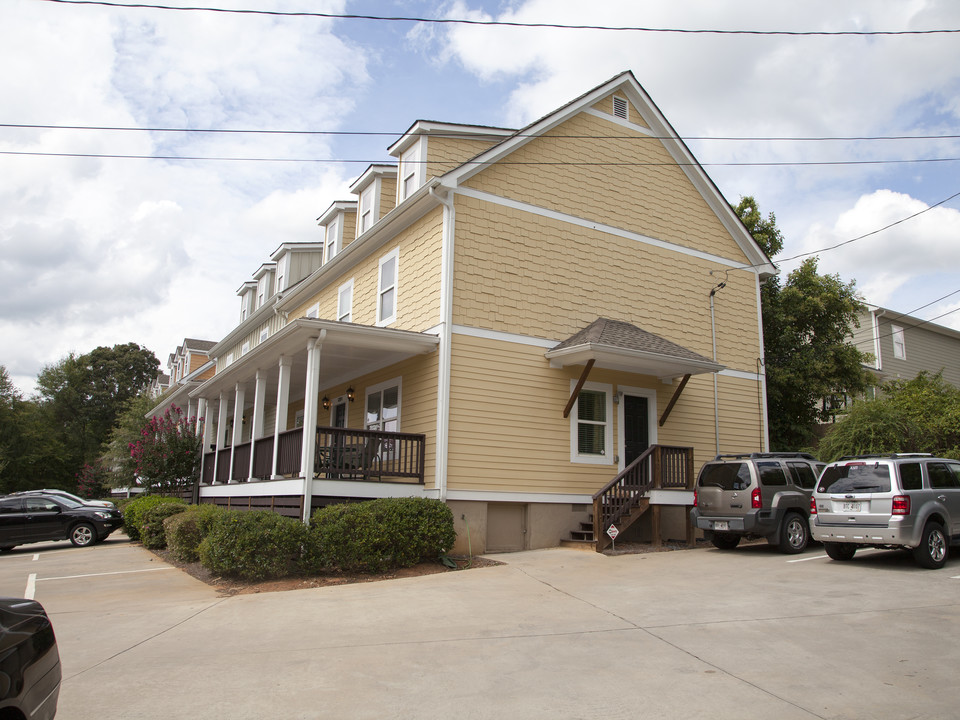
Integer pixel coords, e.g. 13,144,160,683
333,401,346,428
623,395,650,467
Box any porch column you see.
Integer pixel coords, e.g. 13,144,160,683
197,397,211,486
300,332,326,523
195,397,207,437
187,398,198,424
249,370,267,481
215,390,229,484
230,383,246,483
271,355,292,479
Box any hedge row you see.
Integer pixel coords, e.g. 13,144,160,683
122,495,456,582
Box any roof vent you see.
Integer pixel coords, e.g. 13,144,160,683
612,96,628,120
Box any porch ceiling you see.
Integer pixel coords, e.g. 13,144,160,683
190,319,439,401
545,317,724,381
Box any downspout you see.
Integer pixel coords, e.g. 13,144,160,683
430,185,454,502
709,276,726,456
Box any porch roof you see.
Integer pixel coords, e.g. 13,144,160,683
190,319,439,399
545,317,724,380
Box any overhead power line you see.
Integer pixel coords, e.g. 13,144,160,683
35,0,960,36
2,149,960,167
3,122,960,143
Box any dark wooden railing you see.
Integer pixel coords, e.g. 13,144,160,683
199,426,425,485
592,445,693,552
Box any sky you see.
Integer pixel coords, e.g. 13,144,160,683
2,0,959,395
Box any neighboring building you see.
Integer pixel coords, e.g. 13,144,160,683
188,71,777,553
148,338,217,420
854,305,960,388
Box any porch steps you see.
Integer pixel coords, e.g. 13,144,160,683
564,499,652,549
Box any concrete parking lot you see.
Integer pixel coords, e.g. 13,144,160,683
4,536,960,719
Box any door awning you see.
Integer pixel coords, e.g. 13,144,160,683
545,317,724,381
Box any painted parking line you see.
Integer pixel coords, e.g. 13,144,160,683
37,567,176,583
25,573,36,600
787,548,888,563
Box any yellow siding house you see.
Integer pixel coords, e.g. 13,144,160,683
188,71,777,553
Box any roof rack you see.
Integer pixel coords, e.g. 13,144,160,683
713,452,817,461
836,453,933,461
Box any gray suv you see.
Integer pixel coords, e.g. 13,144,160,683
691,453,825,553
810,454,960,569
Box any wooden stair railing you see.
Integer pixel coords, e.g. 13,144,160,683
591,445,693,552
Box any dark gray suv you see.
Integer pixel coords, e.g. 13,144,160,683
691,453,825,553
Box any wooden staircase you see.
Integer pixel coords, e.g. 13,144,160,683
563,445,693,552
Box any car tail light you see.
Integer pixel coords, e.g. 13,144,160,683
810,496,818,515
892,495,911,515
751,487,762,509
693,489,698,507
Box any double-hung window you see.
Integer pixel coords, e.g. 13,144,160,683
358,186,375,235
891,325,906,359
365,379,400,434
399,143,421,202
338,279,353,323
325,216,340,263
377,249,398,326
570,382,613,464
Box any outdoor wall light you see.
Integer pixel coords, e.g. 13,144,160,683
346,387,356,402
322,396,331,410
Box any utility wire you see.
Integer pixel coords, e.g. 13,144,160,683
2,149,960,167
35,0,960,36
3,123,959,143
849,288,960,341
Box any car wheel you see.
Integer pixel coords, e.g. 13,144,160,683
913,521,948,569
778,512,809,554
823,542,857,561
710,533,741,550
70,523,97,547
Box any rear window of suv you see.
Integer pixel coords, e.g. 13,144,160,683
818,463,892,493
698,462,751,491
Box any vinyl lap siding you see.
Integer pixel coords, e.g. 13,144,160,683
426,136,502,180
462,109,748,261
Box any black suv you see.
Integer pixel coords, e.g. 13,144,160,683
0,597,61,719
691,453,825,553
0,493,124,551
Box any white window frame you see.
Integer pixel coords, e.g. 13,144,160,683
324,216,340,263
398,142,423,202
259,327,269,343
305,302,319,320
337,279,354,323
569,381,613,465
891,325,906,359
376,249,399,326
364,377,402,433
358,184,376,236
241,341,250,356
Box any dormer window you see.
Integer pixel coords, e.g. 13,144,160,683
358,185,375,235
399,142,422,202
325,216,340,262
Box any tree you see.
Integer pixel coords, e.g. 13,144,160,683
735,197,872,450
101,393,156,489
818,372,960,461
129,404,201,496
34,343,159,481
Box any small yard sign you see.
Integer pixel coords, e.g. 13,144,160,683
606,524,619,549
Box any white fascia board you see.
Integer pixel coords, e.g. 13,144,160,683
252,262,276,280
235,281,256,295
387,120,515,157
206,299,276,358
270,241,325,261
348,164,398,193
316,200,357,225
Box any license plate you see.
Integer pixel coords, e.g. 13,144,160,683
841,502,861,512
713,521,729,531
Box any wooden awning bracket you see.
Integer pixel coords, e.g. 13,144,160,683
562,359,596,418
659,374,691,427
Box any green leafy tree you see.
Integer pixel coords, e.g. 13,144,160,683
129,404,201,496
735,197,871,450
101,393,157,489
819,372,960,461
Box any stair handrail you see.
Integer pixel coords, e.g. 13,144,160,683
592,445,657,543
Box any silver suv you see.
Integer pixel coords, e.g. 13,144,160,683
691,453,825,554
810,454,960,569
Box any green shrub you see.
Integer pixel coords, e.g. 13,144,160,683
198,510,307,581
123,495,186,542
164,504,229,562
302,497,455,574
141,502,189,549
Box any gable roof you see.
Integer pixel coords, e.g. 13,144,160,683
439,70,776,278
545,318,723,380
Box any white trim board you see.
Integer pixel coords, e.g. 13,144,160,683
452,186,756,272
